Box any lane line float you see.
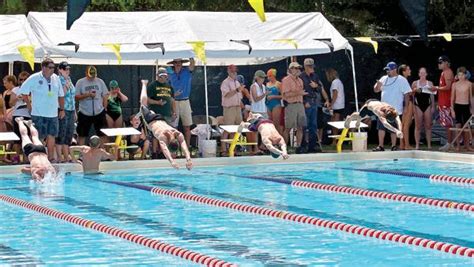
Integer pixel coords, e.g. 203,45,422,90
202,171,473,213
0,194,235,267
94,179,474,258
342,168,474,186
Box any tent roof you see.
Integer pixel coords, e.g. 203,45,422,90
27,11,351,66
0,15,44,62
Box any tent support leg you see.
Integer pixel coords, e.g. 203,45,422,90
8,62,13,75
204,63,210,139
349,49,359,112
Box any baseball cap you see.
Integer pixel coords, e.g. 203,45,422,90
383,62,397,71
58,61,70,70
109,80,119,88
288,62,302,69
304,58,314,66
254,70,266,79
157,67,168,77
438,55,450,63
86,66,97,78
227,64,238,72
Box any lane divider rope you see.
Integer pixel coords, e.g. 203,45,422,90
113,183,474,258
0,194,235,267
342,168,474,186
203,171,473,213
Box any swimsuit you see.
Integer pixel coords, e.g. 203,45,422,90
23,143,47,157
266,85,281,112
359,99,377,118
414,80,432,113
248,117,273,132
454,103,471,125
106,96,122,121
4,93,12,109
141,106,165,124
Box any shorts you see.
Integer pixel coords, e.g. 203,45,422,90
223,106,242,125
333,108,344,115
77,110,107,137
438,106,454,128
13,116,31,144
454,103,471,125
316,107,325,130
175,99,193,126
23,143,46,157
57,110,75,145
31,115,59,140
285,103,306,129
377,115,402,133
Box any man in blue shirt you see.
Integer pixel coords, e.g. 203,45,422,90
168,58,195,145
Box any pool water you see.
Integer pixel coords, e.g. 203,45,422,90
0,158,472,266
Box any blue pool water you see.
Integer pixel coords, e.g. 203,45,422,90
0,158,473,266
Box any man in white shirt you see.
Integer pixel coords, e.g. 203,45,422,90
373,62,411,151
19,58,65,161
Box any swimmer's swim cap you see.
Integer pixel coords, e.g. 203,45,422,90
271,151,280,159
169,140,179,153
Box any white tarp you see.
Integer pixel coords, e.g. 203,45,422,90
27,11,352,66
0,15,44,62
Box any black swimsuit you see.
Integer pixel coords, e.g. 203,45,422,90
414,81,432,113
141,106,165,124
23,143,47,157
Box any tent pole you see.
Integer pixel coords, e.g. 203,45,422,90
204,63,210,139
349,48,359,112
8,62,14,75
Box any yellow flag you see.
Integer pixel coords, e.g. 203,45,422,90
187,41,206,63
17,45,35,70
274,39,298,49
354,37,378,54
102,43,122,64
440,33,452,42
248,0,266,22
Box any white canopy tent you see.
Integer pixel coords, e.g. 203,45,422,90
6,11,359,126
0,15,44,74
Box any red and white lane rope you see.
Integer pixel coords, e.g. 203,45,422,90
0,194,235,267
150,187,474,258
429,174,474,186
290,180,474,213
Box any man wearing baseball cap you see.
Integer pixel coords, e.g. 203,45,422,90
168,58,195,145
373,61,411,151
433,55,455,150
75,65,109,145
281,61,307,153
146,67,176,158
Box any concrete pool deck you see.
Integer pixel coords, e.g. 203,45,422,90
0,151,472,175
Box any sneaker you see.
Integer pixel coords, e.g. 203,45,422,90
391,146,399,151
372,146,385,152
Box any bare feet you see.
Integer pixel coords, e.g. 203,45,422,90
405,145,414,150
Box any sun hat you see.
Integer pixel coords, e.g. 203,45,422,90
167,58,190,65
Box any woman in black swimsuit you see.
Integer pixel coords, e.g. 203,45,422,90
412,67,435,150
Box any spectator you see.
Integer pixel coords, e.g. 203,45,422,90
373,62,411,151
75,66,108,145
126,114,150,160
220,64,243,155
2,75,17,131
10,72,31,163
168,58,195,145
248,70,268,154
433,56,455,151
106,80,128,128
19,58,65,161
56,61,76,163
412,67,435,150
451,67,473,151
399,64,414,150
266,68,283,134
326,68,345,144
300,58,329,152
282,62,307,153
146,67,176,158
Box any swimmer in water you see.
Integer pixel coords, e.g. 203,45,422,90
69,135,115,174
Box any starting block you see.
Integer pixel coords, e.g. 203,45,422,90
101,128,141,157
219,125,257,157
0,132,19,157
328,121,368,153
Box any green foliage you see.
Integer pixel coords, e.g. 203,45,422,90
0,0,472,35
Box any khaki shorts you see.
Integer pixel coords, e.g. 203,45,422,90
223,106,242,125
285,103,306,129
175,99,193,126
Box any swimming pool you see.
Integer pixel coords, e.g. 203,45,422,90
0,157,472,265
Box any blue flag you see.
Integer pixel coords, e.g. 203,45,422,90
67,0,91,30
